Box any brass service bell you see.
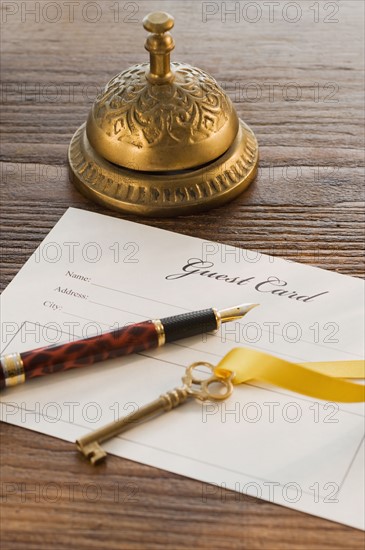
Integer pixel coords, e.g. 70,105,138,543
68,12,259,216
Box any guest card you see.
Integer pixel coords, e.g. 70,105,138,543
1,208,364,529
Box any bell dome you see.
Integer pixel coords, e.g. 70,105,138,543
86,61,239,171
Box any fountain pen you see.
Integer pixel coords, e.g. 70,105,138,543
0,303,257,390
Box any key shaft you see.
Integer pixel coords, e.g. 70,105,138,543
76,386,189,464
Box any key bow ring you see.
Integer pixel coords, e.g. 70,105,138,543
182,361,235,401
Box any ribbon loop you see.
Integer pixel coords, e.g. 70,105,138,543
215,348,365,403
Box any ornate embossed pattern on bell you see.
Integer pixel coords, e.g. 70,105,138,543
86,62,239,171
68,11,259,216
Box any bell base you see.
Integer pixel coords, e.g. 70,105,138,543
68,120,259,217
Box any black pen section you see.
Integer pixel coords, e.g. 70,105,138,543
160,309,218,343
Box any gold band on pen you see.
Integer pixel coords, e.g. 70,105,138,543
212,308,221,330
152,320,166,347
1,353,25,387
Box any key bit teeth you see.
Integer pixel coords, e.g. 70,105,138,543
90,448,107,465
76,440,107,465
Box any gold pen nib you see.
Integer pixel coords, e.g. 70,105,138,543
217,303,259,325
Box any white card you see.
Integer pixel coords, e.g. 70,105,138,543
1,208,364,529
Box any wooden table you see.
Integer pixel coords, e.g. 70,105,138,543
1,1,364,548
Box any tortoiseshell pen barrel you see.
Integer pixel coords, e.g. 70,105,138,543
0,304,257,390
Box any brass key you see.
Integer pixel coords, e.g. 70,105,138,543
76,362,234,465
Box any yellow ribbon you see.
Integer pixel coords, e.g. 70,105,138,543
215,348,365,403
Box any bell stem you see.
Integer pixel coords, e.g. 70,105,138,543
143,12,175,85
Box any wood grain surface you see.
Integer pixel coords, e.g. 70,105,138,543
1,1,364,548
